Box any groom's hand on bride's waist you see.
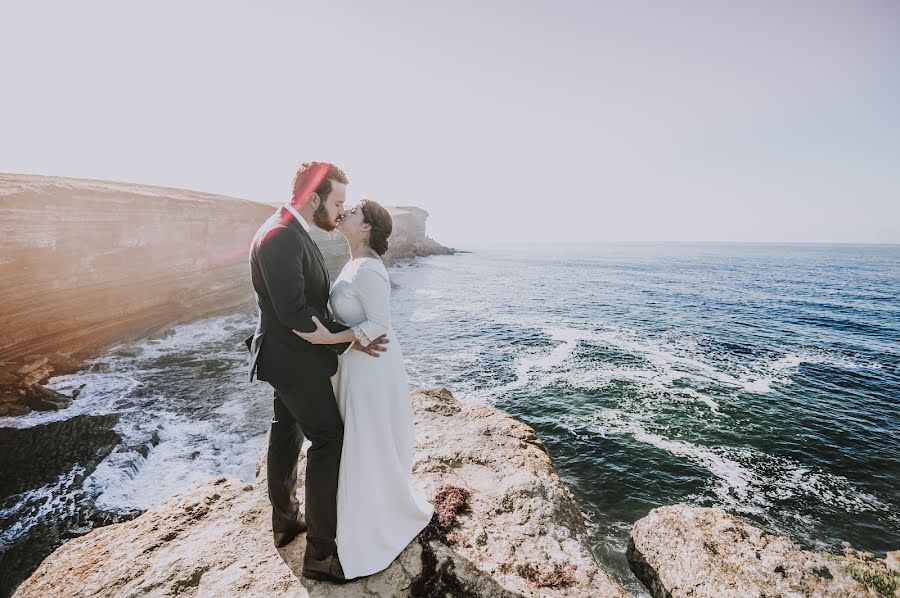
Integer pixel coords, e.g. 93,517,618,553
352,334,389,357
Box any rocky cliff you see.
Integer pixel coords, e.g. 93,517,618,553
381,206,456,264
13,389,625,598
0,174,453,417
627,505,899,598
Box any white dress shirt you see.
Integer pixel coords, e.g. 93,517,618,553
284,203,312,232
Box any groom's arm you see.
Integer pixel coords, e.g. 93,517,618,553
257,229,351,354
321,320,354,355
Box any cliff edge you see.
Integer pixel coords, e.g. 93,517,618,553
13,389,624,598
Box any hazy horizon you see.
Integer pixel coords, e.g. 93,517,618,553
2,1,898,246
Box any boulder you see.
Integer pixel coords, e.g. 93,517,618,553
627,504,886,598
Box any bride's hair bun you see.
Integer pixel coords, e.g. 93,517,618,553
360,199,392,256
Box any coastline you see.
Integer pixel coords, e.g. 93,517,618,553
0,173,455,418
2,176,897,597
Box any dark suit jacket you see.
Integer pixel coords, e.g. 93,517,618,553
245,207,351,387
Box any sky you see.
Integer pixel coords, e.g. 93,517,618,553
2,0,899,246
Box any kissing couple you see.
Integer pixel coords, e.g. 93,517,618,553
244,162,434,583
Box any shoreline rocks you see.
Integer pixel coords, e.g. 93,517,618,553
381,206,456,263
627,504,896,597
0,413,126,595
13,389,624,597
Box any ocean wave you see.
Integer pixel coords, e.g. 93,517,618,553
90,395,263,511
0,373,141,430
0,465,87,547
467,318,894,536
472,320,887,415
118,312,254,362
590,409,890,520
3,310,266,531
467,327,579,401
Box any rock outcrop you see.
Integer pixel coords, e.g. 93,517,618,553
381,206,455,264
627,505,895,597
0,413,130,594
0,175,455,417
14,389,624,598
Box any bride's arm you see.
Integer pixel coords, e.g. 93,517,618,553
293,266,391,349
347,267,391,347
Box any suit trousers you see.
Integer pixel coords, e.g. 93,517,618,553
267,372,343,560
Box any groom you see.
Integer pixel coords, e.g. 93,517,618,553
245,162,387,583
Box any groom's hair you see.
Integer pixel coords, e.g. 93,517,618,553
292,162,349,206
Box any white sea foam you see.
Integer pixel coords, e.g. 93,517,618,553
3,310,266,534
476,323,726,412
122,312,253,362
0,313,253,430
94,403,264,511
593,409,758,507
0,465,87,545
591,409,889,520
0,372,141,429
409,308,440,322
471,327,579,400
564,363,722,413
483,319,886,417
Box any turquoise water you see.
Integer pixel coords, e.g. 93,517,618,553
389,243,900,589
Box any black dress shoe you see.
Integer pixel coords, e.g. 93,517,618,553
273,517,308,548
302,551,357,584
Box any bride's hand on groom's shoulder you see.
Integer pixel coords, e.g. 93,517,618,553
351,334,389,357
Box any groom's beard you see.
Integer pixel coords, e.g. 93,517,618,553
313,203,337,231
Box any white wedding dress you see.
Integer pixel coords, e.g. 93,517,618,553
304,256,434,579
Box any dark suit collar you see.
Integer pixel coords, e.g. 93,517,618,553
278,207,331,287
278,206,308,237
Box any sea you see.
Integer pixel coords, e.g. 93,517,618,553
2,242,898,596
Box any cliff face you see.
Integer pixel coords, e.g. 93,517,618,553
13,389,625,598
0,175,454,417
0,174,272,416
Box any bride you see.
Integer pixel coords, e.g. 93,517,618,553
294,199,434,580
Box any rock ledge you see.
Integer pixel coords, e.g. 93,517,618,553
13,389,624,598
628,504,895,598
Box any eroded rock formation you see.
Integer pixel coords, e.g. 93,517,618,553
381,206,455,264
627,505,895,598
